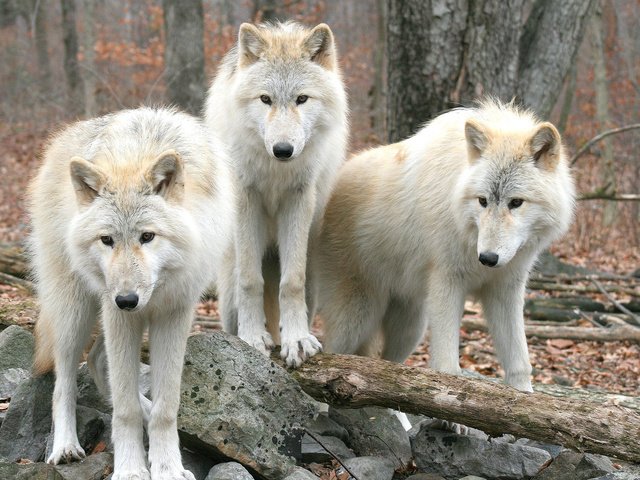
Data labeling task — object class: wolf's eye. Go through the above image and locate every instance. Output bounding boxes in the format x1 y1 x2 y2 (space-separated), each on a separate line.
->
260 95 272 105
509 198 524 209
296 95 309 105
478 197 488 208
140 232 155 244
101 236 114 247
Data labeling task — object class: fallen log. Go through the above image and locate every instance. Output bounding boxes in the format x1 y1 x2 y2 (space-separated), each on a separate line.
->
287 353 640 463
0 243 28 279
461 317 640 343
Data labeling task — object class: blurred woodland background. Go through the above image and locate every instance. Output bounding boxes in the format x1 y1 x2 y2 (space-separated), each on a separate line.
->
0 0 638 272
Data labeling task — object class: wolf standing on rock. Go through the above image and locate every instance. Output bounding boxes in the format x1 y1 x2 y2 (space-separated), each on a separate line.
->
318 100 575 393
29 108 232 479
206 22 348 366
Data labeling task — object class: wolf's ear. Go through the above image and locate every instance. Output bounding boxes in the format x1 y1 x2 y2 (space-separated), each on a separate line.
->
147 150 184 202
530 122 561 171
70 157 106 206
304 23 336 70
238 23 266 67
465 119 489 163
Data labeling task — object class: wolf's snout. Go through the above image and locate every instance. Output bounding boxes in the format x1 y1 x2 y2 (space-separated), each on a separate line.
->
273 142 294 159
479 252 499 267
115 293 139 310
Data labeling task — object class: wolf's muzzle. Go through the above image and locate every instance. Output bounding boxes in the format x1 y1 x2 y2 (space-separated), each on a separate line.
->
115 293 139 310
479 252 499 267
273 142 294 160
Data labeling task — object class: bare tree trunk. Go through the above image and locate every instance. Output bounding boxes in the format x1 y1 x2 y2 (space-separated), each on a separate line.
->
370 0 387 142
557 61 577 134
61 0 84 115
163 0 205 115
32 0 52 95
288 352 640 463
386 0 468 142
456 0 524 104
517 0 596 118
81 0 97 117
252 0 287 23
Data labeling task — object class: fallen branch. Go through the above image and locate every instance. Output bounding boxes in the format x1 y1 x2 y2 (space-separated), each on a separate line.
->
0 243 29 279
461 317 640 343
0 272 33 293
527 281 640 298
570 123 640 166
579 192 640 202
288 353 640 463
591 279 640 326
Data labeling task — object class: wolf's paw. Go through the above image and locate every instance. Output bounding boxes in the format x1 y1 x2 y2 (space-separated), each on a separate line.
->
47 442 86 465
241 331 275 357
150 465 196 480
112 468 151 480
429 418 470 435
505 374 533 393
281 333 322 368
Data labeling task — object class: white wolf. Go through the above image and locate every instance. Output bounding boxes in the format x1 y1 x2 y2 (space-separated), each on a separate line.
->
205 22 348 367
29 107 232 480
317 100 575 394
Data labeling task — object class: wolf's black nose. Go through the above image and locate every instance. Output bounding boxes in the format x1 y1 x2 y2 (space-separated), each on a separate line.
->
479 252 499 267
273 142 294 159
115 293 139 310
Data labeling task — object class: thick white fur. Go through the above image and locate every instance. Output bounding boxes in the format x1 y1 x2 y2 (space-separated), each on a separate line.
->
28 107 232 479
318 100 575 393
205 22 348 367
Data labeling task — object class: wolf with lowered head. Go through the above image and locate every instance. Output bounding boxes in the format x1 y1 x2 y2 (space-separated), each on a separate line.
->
317 100 575 393
29 107 232 479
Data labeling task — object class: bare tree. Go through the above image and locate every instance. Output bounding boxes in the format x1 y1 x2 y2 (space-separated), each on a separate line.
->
32 0 52 95
386 0 596 142
163 0 205 115
61 0 84 115
80 0 97 117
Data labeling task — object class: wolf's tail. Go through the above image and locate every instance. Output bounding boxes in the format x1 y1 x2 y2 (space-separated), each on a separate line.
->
33 311 55 375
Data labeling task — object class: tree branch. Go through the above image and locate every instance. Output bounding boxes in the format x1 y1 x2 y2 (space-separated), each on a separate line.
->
570 123 640 166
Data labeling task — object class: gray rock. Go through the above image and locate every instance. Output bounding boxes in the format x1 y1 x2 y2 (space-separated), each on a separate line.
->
405 474 447 480
576 454 615 479
301 433 354 463
0 373 54 462
307 412 349 441
0 325 34 373
412 426 551 479
181 448 216 480
589 474 640 480
514 438 565 458
177 332 317 479
533 450 615 480
459 477 488 480
0 461 64 479
341 456 395 480
54 452 113 480
205 461 253 480
283 466 319 480
0 367 30 400
329 406 412 468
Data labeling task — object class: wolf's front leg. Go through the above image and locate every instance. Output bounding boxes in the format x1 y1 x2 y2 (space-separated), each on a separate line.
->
235 187 274 355
278 189 322 367
480 277 533 392
102 308 149 480
45 289 96 465
147 309 195 480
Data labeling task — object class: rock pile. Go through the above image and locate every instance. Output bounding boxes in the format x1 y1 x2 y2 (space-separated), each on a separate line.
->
0 325 637 480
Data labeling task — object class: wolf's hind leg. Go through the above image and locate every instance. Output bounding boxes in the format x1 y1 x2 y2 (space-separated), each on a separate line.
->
44 283 96 465
380 298 427 363
322 284 385 356
87 334 152 426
